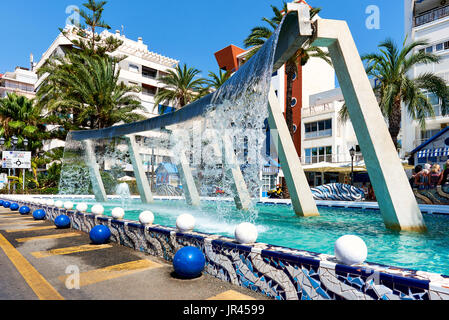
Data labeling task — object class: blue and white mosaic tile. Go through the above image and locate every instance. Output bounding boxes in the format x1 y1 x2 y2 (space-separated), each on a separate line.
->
10 199 449 300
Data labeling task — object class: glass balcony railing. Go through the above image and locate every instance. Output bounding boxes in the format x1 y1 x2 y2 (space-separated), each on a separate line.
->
415 5 449 27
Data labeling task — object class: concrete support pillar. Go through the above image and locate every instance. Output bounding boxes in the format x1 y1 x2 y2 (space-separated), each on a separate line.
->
267 88 320 217
126 135 154 204
175 151 201 207
312 19 426 231
222 133 252 211
84 139 107 203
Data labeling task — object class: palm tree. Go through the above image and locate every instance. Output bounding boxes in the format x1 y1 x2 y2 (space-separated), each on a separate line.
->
153 64 207 114
0 93 47 152
339 38 449 149
36 53 145 131
206 69 232 91
245 2 331 137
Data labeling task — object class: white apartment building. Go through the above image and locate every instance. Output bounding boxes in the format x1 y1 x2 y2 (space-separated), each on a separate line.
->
301 88 360 186
35 26 179 117
34 27 179 156
403 0 449 157
0 66 37 99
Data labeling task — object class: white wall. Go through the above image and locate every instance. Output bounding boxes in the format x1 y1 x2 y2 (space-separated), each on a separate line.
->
402 5 449 157
302 55 335 109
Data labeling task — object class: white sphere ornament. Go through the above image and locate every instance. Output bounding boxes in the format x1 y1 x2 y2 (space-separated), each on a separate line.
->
46 199 55 206
63 201 74 210
334 235 368 266
54 200 64 208
91 204 104 216
176 214 195 233
76 203 88 212
234 222 258 244
111 207 125 220
139 211 154 226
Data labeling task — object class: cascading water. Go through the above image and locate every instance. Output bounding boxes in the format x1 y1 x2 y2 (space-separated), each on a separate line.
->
58 17 285 226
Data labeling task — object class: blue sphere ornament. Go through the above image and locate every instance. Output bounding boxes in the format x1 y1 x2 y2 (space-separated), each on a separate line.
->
3 201 11 208
19 206 31 215
173 246 206 279
0 200 4 206
33 209 46 220
54 215 71 229
10 203 20 211
90 225 111 244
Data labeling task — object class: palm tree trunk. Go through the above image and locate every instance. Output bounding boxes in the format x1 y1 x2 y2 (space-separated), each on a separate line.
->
388 99 402 151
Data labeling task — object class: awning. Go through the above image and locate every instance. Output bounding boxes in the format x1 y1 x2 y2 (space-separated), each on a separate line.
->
417 148 449 158
302 162 366 173
303 160 414 173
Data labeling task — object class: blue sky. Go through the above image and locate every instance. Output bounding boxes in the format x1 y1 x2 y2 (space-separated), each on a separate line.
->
0 0 404 77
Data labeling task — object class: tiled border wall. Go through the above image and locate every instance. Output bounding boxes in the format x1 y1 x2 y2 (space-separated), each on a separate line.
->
8 199 449 300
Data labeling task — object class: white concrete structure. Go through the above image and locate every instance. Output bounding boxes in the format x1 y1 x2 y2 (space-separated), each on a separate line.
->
403 0 449 158
312 17 425 232
0 66 37 99
35 26 179 117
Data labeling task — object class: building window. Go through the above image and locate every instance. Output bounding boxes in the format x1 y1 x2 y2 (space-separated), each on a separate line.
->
436 43 444 51
129 64 139 73
142 85 157 96
305 146 333 164
293 124 297 133
426 46 433 53
142 66 158 79
445 41 449 50
424 91 442 117
304 119 332 139
292 72 297 81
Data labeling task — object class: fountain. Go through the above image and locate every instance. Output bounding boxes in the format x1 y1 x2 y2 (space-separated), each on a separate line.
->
36 4 449 300
115 182 131 207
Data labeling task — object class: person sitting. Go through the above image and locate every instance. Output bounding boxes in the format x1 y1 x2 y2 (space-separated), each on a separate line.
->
415 163 431 190
410 165 422 189
429 164 442 189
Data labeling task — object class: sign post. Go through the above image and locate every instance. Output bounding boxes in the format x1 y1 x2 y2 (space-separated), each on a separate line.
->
2 151 32 192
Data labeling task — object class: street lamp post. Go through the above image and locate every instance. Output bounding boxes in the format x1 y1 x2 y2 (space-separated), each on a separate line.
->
349 147 356 186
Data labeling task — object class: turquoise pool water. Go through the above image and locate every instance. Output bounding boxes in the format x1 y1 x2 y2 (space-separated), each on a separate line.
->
64 198 449 276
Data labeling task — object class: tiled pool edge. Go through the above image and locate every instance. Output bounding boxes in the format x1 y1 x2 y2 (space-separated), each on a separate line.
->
11 199 449 300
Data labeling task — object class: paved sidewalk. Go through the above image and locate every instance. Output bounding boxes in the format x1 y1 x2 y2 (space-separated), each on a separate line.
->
0 208 269 301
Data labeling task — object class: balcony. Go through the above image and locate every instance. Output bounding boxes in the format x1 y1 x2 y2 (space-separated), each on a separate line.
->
301 153 364 165
302 102 335 117
414 4 449 27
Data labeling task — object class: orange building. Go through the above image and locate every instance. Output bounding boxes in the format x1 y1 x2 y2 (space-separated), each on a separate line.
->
214 44 304 157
